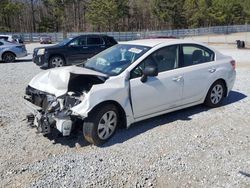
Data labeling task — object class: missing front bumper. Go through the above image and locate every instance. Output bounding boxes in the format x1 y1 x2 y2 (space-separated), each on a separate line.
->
24 96 73 136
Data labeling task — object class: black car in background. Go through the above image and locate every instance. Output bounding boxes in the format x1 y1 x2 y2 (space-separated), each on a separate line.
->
33 34 117 68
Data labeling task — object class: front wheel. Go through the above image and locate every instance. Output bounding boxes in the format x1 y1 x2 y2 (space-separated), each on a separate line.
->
83 104 119 145
204 81 226 107
49 56 65 68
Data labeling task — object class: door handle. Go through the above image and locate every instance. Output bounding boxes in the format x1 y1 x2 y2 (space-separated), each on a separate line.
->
82 46 88 49
172 76 183 82
208 68 216 73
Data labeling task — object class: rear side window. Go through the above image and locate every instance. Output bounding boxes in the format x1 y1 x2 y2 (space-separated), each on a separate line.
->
104 36 117 45
0 36 8 41
0 42 3 45
182 45 214 67
87 37 103 45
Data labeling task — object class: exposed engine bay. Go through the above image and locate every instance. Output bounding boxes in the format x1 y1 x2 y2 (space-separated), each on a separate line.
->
24 73 106 136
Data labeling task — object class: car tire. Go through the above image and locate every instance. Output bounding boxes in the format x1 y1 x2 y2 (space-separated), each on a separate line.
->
2 52 15 63
49 56 65 68
205 80 226 107
83 104 119 145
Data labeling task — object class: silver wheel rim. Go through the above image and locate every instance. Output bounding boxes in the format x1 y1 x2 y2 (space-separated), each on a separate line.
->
210 84 223 104
51 57 64 67
97 111 117 140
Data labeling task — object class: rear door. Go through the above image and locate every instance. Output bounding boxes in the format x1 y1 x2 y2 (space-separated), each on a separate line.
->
180 44 216 104
67 36 89 63
86 36 106 58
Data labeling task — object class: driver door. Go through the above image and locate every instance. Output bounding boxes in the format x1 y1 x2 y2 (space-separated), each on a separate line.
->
129 45 183 119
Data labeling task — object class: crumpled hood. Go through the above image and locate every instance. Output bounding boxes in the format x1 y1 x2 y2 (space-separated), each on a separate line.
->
29 66 108 97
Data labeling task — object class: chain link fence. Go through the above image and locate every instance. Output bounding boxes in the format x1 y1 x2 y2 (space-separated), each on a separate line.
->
1 24 250 43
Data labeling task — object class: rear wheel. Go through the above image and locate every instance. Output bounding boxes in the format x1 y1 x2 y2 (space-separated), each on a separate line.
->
2 52 15 63
49 56 65 68
205 80 226 107
83 104 119 145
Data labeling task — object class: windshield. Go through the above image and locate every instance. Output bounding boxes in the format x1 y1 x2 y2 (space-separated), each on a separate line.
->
58 38 72 46
83 44 151 76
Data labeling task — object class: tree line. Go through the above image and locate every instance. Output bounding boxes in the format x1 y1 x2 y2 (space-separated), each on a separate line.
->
0 0 250 33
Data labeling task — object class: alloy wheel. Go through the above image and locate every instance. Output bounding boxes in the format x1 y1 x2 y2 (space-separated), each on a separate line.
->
51 57 64 67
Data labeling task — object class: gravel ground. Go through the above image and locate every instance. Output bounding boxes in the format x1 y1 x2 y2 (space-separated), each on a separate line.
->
0 43 250 188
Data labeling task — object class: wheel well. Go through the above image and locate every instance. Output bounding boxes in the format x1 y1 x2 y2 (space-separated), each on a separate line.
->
90 101 127 128
214 79 228 97
2 51 16 59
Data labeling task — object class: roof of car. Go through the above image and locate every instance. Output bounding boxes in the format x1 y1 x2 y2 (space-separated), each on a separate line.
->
119 39 208 48
0 35 11 37
73 34 113 38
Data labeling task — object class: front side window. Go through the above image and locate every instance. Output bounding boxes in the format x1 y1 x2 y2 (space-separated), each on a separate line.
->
69 37 86 46
0 41 3 46
82 44 151 76
130 45 179 79
59 38 72 46
182 45 214 67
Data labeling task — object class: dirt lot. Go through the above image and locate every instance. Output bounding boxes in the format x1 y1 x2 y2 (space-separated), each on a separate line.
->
0 43 250 188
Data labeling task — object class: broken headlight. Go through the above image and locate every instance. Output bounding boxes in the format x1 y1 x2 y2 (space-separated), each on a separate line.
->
64 91 84 108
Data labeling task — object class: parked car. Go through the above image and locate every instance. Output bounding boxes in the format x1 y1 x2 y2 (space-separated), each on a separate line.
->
0 34 24 44
33 34 118 69
25 39 236 145
39 35 52 44
0 39 27 62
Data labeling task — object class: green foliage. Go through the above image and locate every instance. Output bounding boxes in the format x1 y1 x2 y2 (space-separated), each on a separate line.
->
38 17 57 32
87 0 129 31
152 0 186 29
0 0 23 32
0 0 250 32
184 0 247 28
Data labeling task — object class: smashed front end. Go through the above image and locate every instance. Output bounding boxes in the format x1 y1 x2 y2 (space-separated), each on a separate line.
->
25 86 83 136
24 69 107 136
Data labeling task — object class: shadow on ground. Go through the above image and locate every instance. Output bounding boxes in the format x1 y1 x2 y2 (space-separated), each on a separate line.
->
0 59 32 64
47 90 247 148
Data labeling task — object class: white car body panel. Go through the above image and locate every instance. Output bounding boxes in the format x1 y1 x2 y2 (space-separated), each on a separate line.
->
27 39 236 129
29 66 107 97
130 69 183 118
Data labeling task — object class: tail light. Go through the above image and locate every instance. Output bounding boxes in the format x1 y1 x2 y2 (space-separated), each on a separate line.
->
230 60 236 69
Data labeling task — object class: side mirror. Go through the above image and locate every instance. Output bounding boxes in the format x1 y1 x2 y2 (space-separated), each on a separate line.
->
141 63 158 83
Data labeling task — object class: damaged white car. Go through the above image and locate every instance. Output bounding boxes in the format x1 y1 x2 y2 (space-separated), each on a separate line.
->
24 39 236 145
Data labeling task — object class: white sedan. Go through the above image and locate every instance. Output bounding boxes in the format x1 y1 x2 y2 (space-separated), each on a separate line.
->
24 39 236 145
